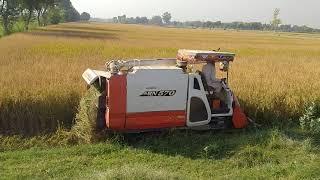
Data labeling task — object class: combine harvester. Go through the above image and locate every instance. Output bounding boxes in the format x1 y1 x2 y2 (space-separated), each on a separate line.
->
82 49 248 132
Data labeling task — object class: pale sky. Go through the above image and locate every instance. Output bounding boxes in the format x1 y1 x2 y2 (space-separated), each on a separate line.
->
71 0 320 28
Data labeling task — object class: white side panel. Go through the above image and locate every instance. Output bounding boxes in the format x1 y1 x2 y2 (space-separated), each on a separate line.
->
127 69 188 113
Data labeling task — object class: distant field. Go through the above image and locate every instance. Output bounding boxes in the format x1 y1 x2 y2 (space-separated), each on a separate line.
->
1 22 320 135
1 22 320 179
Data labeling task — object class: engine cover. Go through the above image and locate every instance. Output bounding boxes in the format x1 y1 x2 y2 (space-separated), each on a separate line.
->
125 66 188 129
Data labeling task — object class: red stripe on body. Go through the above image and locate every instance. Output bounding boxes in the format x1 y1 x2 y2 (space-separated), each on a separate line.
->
106 75 127 130
126 111 186 130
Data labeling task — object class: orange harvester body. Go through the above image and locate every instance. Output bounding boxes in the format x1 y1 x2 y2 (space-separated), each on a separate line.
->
83 49 249 132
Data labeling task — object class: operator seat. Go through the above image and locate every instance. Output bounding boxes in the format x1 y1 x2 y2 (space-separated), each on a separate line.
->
196 71 215 98
196 71 229 114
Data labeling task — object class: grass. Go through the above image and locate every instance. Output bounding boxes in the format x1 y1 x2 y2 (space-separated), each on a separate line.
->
1 128 320 179
1 22 320 179
0 20 39 38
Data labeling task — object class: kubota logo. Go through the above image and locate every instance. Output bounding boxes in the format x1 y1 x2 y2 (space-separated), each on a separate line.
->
140 90 176 97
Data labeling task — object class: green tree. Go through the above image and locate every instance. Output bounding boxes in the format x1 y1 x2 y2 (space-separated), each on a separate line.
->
117 15 126 23
162 12 171 25
112 17 118 23
0 0 21 34
271 8 281 30
34 0 55 26
80 12 90 21
135 16 148 24
64 7 80 22
21 0 37 30
49 6 62 24
58 0 80 22
150 15 162 25
140 16 148 24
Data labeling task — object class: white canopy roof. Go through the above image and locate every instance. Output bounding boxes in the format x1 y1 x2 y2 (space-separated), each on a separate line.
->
177 49 235 64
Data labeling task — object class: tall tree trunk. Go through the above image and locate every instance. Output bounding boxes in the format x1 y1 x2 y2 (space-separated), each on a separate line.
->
42 5 49 26
0 1 6 34
3 15 10 35
25 10 32 31
37 10 41 26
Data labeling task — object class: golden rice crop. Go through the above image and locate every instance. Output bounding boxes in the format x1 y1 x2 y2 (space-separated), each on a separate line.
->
0 22 320 135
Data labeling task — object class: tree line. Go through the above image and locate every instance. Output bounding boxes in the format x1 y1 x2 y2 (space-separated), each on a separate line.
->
112 12 172 26
111 10 320 34
0 0 91 35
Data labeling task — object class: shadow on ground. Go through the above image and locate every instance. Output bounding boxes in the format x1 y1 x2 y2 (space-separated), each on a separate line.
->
27 28 119 40
119 128 264 160
55 24 128 33
119 126 319 161
118 97 312 160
